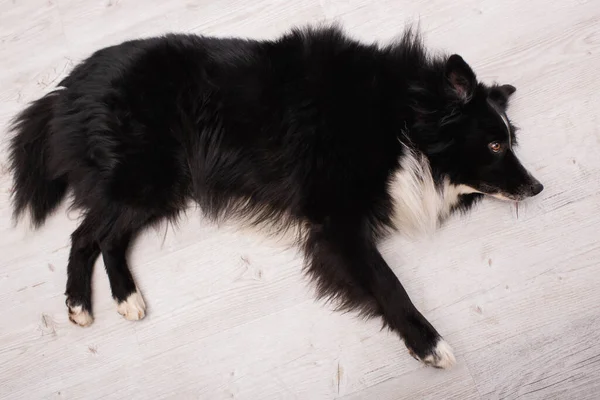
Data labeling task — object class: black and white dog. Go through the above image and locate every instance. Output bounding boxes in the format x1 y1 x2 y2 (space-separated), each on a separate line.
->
9 26 543 368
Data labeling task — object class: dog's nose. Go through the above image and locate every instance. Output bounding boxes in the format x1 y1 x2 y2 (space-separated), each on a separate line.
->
530 181 544 196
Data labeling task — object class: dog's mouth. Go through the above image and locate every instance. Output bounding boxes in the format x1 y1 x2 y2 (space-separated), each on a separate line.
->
466 181 544 202
486 185 544 202
488 192 529 202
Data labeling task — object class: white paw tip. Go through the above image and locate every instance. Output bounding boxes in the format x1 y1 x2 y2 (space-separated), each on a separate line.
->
68 305 94 327
423 339 456 369
117 290 146 321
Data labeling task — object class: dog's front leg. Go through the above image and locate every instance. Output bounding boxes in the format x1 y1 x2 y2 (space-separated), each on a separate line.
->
304 219 455 368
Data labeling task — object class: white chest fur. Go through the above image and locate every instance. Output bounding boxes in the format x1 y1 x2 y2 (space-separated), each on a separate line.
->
388 146 475 237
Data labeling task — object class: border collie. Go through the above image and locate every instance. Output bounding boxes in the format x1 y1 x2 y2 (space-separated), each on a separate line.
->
8 26 543 368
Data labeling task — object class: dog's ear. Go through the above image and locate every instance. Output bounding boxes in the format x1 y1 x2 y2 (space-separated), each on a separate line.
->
499 84 516 95
489 84 516 108
445 54 477 103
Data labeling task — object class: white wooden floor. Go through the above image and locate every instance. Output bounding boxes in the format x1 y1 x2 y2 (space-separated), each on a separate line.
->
1 1 600 399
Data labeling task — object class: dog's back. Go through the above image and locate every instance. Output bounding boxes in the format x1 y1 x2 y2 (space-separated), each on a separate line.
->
12 28 404 231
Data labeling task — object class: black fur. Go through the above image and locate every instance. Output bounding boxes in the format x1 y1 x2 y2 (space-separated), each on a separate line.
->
9 91 68 227
8 25 542 366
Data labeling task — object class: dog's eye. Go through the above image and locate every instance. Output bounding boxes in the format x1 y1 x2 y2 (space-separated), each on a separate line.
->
489 141 502 153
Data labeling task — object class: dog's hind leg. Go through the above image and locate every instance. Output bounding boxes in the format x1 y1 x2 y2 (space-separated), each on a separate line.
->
65 214 101 327
97 210 158 321
101 230 146 321
304 218 455 369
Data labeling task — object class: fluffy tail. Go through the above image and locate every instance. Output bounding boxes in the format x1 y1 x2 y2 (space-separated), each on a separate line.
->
8 91 68 227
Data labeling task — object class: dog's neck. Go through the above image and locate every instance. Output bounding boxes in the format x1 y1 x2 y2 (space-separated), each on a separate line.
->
388 144 476 237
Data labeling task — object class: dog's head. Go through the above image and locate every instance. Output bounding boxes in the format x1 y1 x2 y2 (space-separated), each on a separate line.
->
430 55 543 201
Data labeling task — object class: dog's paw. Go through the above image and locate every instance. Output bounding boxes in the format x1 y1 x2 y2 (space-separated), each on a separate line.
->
422 338 456 369
116 290 146 321
67 301 94 327
408 338 456 369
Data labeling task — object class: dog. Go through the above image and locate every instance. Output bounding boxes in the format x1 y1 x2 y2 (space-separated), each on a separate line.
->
8 25 543 369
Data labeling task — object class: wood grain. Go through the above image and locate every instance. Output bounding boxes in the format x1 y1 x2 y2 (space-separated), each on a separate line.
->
1 0 600 399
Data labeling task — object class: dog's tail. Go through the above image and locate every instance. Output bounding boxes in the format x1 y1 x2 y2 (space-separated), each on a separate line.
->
8 91 68 228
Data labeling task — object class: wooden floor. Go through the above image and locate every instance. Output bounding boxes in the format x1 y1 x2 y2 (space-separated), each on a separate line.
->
1 0 600 399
